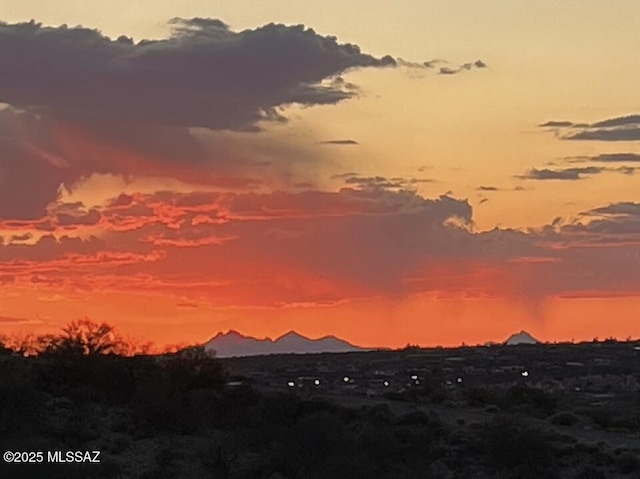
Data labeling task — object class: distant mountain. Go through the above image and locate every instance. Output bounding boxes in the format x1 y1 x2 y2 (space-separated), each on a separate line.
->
504 330 539 345
203 330 363 357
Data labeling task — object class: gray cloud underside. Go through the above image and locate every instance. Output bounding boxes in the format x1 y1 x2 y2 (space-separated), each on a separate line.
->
541 114 640 142
588 153 640 163
519 167 605 181
0 18 397 130
520 164 639 180
567 128 640 141
0 17 483 221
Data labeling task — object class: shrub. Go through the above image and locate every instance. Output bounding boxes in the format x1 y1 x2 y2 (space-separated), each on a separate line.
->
574 466 606 479
550 411 581 426
617 452 640 474
479 415 555 470
463 387 505 408
397 410 431 426
505 386 558 416
0 359 44 440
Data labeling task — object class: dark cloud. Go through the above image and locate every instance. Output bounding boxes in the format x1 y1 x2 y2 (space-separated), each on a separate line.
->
588 202 640 218
590 153 640 163
319 139 359 145
0 19 397 131
538 121 576 128
591 115 640 128
56 209 101 228
477 185 499 191
541 114 640 142
438 60 487 75
9 233 33 242
557 202 640 238
398 58 487 75
519 167 605 181
567 128 640 141
339 174 434 190
0 18 466 221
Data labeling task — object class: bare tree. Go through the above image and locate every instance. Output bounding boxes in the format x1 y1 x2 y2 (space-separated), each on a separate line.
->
46 318 128 356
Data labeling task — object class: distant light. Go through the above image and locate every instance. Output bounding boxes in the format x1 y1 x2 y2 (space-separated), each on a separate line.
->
575 387 581 392
521 371 529 377
287 381 295 387
314 379 320 386
410 375 418 380
343 376 350 383
414 380 420 385
446 380 453 386
383 380 389 387
457 377 463 383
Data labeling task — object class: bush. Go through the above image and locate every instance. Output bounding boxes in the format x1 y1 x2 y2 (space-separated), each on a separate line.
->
479 415 555 470
617 452 640 474
397 410 431 426
463 387 505 408
505 386 558 417
0 359 45 441
574 466 606 479
550 411 581 426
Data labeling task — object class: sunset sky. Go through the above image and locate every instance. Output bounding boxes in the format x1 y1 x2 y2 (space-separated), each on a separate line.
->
1 1 640 348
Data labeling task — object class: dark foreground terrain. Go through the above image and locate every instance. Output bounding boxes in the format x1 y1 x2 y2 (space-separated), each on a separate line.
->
1 335 639 478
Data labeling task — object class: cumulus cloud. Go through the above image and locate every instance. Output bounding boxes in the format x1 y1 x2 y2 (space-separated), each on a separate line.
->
0 18 397 130
0 18 479 222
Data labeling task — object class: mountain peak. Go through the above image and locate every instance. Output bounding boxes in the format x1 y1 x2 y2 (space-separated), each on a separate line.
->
204 329 361 357
276 330 308 341
225 329 244 337
505 330 539 345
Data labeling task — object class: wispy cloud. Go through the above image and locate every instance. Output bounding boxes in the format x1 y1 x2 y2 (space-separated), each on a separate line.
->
439 60 488 75
518 167 605 181
319 139 359 145
540 114 640 141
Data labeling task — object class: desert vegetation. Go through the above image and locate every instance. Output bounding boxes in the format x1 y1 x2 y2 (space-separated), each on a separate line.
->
0 322 638 478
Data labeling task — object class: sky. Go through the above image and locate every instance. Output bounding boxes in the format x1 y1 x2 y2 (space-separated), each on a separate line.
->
1 1 640 348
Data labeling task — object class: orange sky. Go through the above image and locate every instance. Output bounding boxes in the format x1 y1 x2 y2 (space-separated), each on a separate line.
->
1 2 640 348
